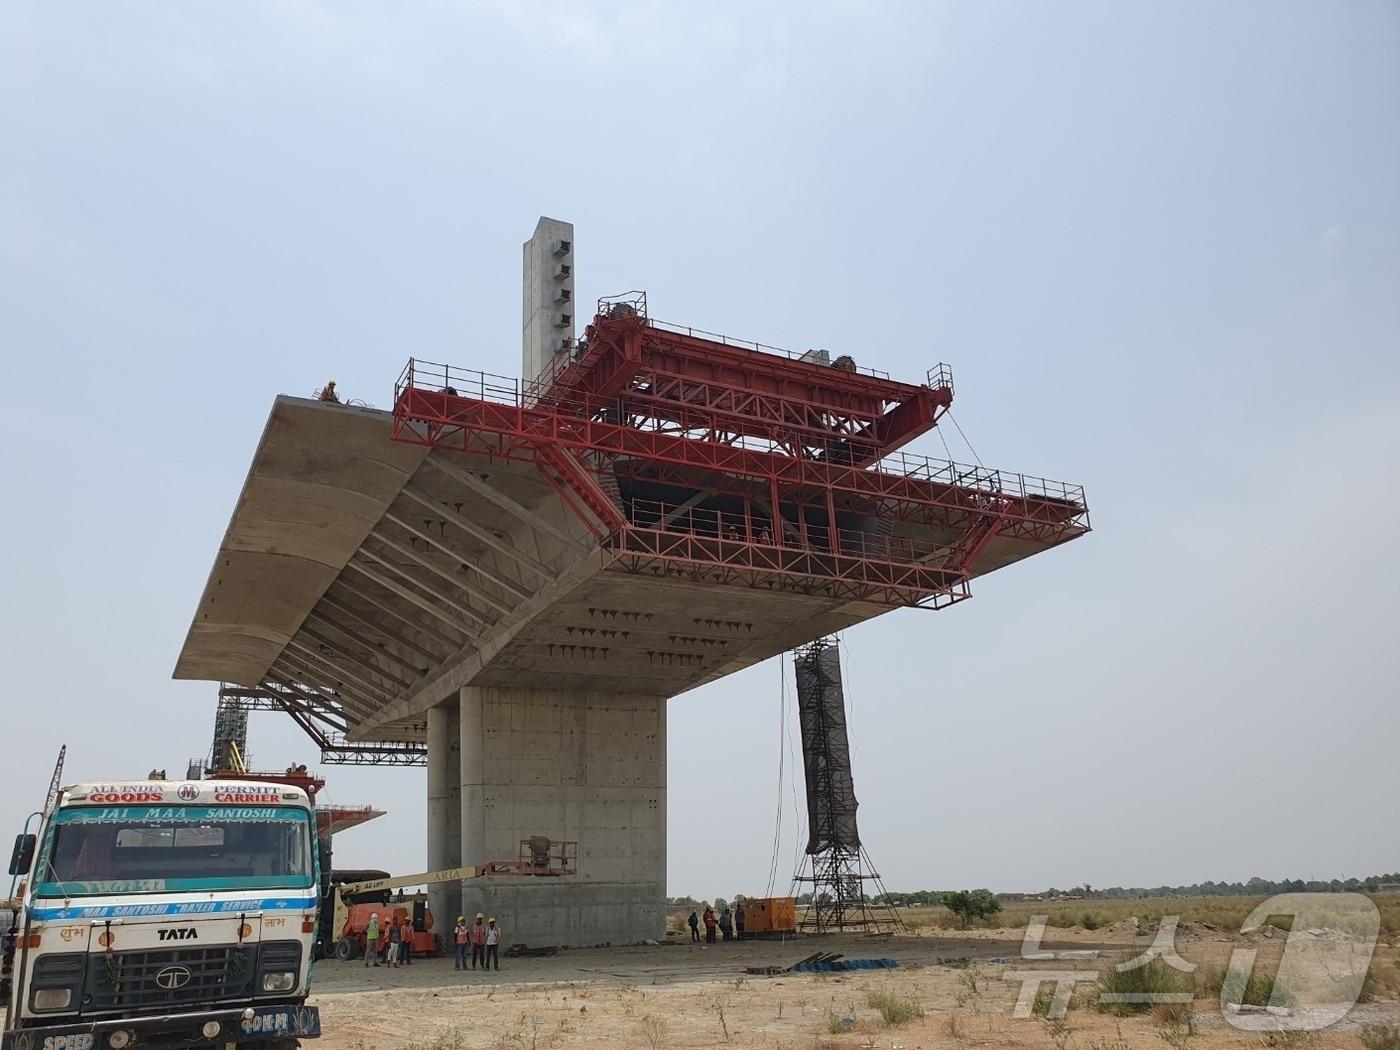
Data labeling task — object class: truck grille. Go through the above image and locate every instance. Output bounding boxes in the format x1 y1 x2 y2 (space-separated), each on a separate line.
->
84 945 257 1011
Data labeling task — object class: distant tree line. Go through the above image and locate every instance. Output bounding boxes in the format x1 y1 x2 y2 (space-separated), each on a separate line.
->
668 874 1399 913
868 873 1400 903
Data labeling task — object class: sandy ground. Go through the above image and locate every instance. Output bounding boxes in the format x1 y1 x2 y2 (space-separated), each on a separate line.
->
306 926 1400 1049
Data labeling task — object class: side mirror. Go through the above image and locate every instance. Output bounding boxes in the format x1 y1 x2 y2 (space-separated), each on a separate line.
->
8 834 36 877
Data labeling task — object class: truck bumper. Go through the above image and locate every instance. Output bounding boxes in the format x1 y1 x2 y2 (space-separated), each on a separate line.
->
3 1003 320 1048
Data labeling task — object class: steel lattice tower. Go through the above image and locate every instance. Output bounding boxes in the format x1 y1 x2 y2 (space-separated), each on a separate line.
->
791 638 903 933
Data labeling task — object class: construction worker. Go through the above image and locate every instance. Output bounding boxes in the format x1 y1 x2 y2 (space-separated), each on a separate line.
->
687 910 700 942
453 916 469 970
719 905 733 941
319 380 340 403
386 914 402 966
485 917 501 971
703 905 718 944
365 912 381 967
470 912 488 970
735 901 746 942
400 916 414 965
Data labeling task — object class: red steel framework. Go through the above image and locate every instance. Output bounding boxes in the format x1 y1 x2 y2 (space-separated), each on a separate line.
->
391 297 1088 608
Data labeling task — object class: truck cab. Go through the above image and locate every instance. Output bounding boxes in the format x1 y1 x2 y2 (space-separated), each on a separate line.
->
4 779 322 1049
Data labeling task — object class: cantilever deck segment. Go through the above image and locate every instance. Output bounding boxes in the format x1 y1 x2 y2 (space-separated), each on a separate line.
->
174 397 429 685
176 342 1087 744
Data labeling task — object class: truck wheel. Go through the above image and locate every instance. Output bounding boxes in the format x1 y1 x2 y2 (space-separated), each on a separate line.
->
334 936 358 961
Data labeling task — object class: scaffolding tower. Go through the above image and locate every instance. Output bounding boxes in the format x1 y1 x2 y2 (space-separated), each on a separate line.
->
791 638 903 933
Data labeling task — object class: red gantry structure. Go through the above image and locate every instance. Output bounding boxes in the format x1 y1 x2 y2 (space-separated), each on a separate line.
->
392 292 1086 612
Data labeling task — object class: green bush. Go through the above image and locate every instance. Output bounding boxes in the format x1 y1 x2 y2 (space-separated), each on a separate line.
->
1221 966 1293 1009
866 990 924 1027
1096 956 1192 1016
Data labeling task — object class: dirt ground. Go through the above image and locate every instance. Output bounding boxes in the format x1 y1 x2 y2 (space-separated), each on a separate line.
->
307 924 1400 1049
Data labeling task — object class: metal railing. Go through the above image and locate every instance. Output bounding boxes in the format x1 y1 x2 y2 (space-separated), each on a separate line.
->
395 358 1086 508
397 359 525 408
926 363 954 394
648 318 893 381
625 499 954 565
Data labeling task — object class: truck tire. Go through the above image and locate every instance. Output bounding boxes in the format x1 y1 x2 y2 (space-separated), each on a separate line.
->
334 936 359 961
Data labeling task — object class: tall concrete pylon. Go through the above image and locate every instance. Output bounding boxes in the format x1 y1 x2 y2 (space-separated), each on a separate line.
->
521 217 575 389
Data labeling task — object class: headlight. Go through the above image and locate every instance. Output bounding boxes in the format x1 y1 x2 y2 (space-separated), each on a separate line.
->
32 987 72 1010
108 1031 132 1049
262 971 296 992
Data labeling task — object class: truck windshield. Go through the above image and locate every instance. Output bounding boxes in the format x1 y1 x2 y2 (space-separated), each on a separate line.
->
34 806 314 897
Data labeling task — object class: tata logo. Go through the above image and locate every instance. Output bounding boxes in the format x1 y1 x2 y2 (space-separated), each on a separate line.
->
157 928 198 941
176 784 200 801
154 965 192 990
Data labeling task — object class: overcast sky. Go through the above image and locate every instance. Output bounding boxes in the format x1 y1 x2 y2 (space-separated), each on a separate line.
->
2 2 1396 900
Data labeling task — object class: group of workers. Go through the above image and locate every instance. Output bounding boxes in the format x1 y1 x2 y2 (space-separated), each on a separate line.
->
452 912 502 971
687 902 747 943
361 912 417 967
360 911 503 972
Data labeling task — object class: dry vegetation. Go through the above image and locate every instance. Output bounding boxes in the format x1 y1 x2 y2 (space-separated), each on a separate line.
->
311 896 1400 1049
900 892 1400 936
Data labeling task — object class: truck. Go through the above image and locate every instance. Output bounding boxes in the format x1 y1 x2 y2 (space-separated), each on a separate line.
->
3 778 323 1049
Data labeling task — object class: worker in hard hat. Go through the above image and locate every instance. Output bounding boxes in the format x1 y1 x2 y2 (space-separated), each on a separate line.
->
485 917 501 971
385 911 402 967
453 915 469 970
319 379 340 403
470 912 488 970
365 912 381 967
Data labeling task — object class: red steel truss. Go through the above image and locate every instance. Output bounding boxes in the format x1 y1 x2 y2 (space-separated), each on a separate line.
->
391 310 1088 608
527 306 951 467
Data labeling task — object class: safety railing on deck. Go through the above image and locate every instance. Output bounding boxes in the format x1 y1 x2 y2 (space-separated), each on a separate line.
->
648 318 893 381
395 358 1086 510
395 359 523 407
625 499 952 566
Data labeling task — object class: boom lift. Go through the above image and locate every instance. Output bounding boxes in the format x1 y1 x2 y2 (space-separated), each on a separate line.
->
330 838 575 960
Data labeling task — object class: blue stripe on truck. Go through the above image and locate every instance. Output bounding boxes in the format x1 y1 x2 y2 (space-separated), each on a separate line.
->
31 896 317 920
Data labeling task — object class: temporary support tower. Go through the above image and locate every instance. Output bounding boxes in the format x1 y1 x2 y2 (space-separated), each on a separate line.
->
791 637 902 933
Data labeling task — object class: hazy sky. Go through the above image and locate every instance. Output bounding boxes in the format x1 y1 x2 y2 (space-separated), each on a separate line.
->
2 2 1396 900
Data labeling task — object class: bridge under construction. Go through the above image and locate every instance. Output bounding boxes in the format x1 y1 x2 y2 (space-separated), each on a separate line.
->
174 217 1089 946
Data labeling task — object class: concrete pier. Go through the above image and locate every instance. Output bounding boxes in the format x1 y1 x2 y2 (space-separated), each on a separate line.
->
454 687 666 947
426 704 462 930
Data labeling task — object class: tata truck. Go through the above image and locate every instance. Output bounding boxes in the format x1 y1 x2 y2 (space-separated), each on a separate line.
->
3 779 322 1049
